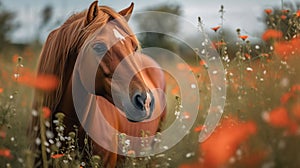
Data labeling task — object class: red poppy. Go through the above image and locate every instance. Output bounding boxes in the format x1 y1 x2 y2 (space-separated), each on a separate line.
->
292 103 300 120
245 53 251 59
264 107 290 127
211 26 221 32
51 153 64 159
281 9 289 14
291 84 300 92
262 29 283 41
0 130 6 139
42 106 51 119
0 148 13 159
281 15 287 20
274 41 294 58
213 41 226 48
239 35 248 41
12 54 20 63
182 112 191 119
280 92 293 105
17 70 59 91
194 125 206 132
200 117 256 168
296 10 300 17
264 9 272 15
171 86 180 95
0 88 3 94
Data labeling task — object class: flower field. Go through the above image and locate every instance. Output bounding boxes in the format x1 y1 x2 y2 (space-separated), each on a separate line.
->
1 2 300 168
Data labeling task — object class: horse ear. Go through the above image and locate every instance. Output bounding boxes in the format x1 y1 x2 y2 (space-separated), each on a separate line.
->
119 2 134 21
85 1 99 25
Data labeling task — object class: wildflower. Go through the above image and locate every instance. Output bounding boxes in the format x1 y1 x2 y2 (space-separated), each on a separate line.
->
182 112 191 119
264 9 272 15
292 103 300 120
12 54 20 63
281 9 289 14
274 41 294 58
0 148 13 159
194 125 206 132
200 117 256 167
296 10 300 17
291 84 300 92
239 35 248 41
171 86 179 95
280 92 293 105
51 153 64 159
244 53 251 59
0 130 6 139
213 41 226 48
42 106 51 119
127 150 136 157
211 26 221 32
17 72 59 91
263 107 290 127
280 15 287 20
0 87 3 94
262 29 283 41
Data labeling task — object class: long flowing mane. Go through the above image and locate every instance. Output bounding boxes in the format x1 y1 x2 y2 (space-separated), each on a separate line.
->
35 6 139 112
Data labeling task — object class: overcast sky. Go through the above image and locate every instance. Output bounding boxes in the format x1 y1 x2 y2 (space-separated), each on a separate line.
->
2 0 298 43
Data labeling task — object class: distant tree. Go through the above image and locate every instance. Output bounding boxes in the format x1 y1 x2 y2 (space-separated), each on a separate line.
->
0 2 18 50
134 4 182 52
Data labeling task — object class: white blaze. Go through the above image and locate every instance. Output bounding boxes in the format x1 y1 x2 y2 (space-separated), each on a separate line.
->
113 27 125 44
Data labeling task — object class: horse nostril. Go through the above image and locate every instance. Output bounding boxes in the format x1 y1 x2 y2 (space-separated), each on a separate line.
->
134 93 145 110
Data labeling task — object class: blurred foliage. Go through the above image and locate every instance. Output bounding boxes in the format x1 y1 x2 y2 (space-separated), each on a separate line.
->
0 2 18 51
134 4 182 52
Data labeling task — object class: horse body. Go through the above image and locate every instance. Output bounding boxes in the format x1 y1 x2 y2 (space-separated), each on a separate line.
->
30 1 166 167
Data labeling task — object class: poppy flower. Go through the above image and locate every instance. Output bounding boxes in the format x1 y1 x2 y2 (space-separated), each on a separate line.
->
200 117 256 168
12 54 20 63
239 35 248 41
17 70 59 91
262 29 283 41
264 9 272 15
244 53 251 59
280 92 293 105
0 148 13 159
263 107 290 127
51 153 64 159
42 106 51 119
213 41 226 48
182 112 191 119
274 41 294 58
0 130 6 139
0 88 3 94
281 9 289 14
171 85 179 95
296 10 300 17
281 15 287 20
194 125 206 132
211 26 221 32
292 103 300 120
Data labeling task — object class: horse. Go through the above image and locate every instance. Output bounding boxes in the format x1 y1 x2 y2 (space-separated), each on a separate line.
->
29 1 166 167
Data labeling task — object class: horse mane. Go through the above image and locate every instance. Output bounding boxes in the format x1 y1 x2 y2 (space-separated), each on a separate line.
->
35 5 139 112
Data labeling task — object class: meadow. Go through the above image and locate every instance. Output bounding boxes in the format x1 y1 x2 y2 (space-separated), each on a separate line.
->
1 3 300 168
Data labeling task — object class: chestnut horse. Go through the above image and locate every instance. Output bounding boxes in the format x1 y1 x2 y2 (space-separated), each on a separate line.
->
29 1 166 167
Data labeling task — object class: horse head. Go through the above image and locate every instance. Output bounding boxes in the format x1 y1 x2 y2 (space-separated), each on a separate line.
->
76 1 155 122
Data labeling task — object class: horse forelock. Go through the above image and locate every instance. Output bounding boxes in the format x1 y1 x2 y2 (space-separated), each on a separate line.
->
35 5 139 113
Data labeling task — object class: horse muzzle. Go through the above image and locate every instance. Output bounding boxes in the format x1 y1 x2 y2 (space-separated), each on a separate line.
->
123 90 155 122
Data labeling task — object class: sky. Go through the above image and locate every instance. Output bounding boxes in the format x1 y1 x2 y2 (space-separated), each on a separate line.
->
1 0 299 43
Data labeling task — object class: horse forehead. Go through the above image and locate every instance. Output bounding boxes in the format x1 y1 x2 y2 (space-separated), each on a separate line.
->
91 24 127 46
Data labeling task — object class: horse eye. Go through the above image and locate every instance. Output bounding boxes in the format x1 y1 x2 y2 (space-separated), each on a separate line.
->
93 43 108 56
